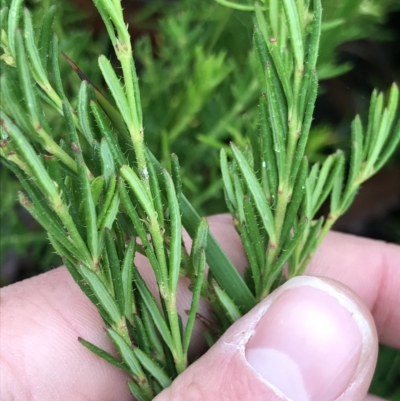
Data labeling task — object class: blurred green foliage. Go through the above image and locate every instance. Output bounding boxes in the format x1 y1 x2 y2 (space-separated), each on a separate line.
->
370 345 400 400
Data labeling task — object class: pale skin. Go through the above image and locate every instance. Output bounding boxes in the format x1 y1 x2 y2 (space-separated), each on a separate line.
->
0 214 399 401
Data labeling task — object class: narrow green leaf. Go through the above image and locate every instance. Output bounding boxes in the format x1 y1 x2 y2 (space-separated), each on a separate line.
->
91 175 105 206
139 298 165 364
132 314 150 353
93 0 125 36
104 228 125 314
127 380 150 401
231 143 276 241
347 117 364 189
91 0 117 46
214 284 242 323
127 55 143 130
79 264 122 326
43 154 62 185
171 153 182 204
307 0 322 72
255 4 291 105
233 174 245 222
38 5 56 71
214 0 258 11
311 156 333 208
259 96 278 200
134 348 172 388
120 165 154 218
100 138 115 186
122 238 136 321
366 107 390 170
162 168 182 293
290 72 318 184
298 0 322 118
107 328 153 400
97 175 116 227
23 8 49 85
118 179 161 281
183 218 208 355
239 217 260 296
266 217 308 291
98 55 132 129
72 143 98 263
62 101 80 147
92 87 130 142
99 246 113 290
311 151 342 217
375 118 400 172
132 267 174 351
330 153 345 213
280 157 308 244
365 92 383 161
220 148 236 209
47 232 78 268
91 141 105 178
386 84 399 132
79 337 129 372
78 81 95 144
50 34 66 100
8 0 23 57
90 100 127 167
281 0 304 67
60 256 110 324
254 28 287 177
99 189 120 234
1 8 9 41
145 149 164 230
243 195 265 270
298 217 324 268
14 28 40 123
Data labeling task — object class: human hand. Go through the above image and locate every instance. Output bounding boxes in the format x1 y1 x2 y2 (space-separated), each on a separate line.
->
1 214 399 401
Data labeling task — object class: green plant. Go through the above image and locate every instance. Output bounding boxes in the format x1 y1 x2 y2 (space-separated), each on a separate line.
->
1 0 399 399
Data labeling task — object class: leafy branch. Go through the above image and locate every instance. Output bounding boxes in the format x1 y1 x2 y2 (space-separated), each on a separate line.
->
0 0 399 398
219 0 399 302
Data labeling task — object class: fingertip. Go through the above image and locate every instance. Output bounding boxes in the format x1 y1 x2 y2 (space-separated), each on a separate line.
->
156 276 378 401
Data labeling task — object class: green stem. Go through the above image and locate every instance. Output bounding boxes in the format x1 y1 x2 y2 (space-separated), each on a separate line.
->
261 183 291 297
261 68 304 297
286 68 303 168
116 37 148 190
147 215 185 372
166 298 186 374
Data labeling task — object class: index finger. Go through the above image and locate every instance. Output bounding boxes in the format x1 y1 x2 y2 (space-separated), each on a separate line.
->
308 230 400 349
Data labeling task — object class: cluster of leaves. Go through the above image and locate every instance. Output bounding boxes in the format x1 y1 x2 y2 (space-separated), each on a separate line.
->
0 0 107 281
1 0 400 399
1 0 400 281
0 0 252 398
219 0 399 301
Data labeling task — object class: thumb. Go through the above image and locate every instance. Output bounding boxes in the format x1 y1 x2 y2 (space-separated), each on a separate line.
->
155 276 378 401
